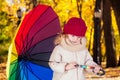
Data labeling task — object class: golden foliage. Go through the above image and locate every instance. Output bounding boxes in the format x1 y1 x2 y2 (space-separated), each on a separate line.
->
1 0 119 57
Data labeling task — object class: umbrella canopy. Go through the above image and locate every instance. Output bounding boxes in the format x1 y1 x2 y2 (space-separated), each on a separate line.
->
7 4 62 80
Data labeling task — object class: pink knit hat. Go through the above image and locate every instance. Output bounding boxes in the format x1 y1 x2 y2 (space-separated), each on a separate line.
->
63 17 87 37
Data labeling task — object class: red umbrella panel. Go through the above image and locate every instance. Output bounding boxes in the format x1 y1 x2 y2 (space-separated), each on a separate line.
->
7 4 62 80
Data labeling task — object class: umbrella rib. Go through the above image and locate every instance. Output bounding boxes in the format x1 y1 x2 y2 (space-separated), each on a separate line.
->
28 16 58 43
23 36 35 60
29 51 52 62
18 62 23 80
19 36 34 60
23 61 29 80
9 63 18 77
21 61 26 80
15 39 20 54
16 7 38 55
24 8 58 54
21 6 51 55
10 62 21 80
20 7 59 60
16 61 26 80
25 34 57 58
21 34 28 55
23 35 57 63
11 52 18 57
26 37 34 58
31 51 52 54
10 59 18 65
19 7 41 59
25 62 42 80
31 16 58 40
15 32 24 54
25 6 51 40
22 34 54 60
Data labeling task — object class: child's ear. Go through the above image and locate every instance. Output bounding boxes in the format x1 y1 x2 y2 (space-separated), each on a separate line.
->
81 37 87 46
80 38 82 44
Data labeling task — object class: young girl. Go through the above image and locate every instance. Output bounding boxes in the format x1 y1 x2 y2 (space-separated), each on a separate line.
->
49 17 102 80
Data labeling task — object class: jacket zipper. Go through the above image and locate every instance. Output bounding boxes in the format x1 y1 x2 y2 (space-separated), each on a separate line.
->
75 52 78 80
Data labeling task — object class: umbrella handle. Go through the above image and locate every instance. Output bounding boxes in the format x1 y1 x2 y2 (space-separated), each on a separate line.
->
95 69 105 76
51 61 105 76
75 64 105 76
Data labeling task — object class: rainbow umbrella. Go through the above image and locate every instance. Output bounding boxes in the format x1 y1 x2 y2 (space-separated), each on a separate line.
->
7 4 61 80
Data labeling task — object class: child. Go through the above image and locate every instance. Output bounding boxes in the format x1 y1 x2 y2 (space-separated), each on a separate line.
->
49 17 102 80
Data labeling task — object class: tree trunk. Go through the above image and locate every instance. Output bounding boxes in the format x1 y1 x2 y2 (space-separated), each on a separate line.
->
103 0 117 68
109 0 120 35
93 0 102 65
17 9 22 26
76 0 83 18
118 55 120 66
32 0 37 8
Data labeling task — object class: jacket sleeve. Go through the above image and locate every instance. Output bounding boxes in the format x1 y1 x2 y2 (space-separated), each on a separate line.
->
84 50 98 73
49 46 67 73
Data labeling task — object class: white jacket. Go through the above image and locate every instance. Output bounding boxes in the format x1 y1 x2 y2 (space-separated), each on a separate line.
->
49 37 97 80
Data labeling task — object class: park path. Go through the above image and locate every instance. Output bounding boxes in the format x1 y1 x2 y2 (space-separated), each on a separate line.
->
0 62 120 80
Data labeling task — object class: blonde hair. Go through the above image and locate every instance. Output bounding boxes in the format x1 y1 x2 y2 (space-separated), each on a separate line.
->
54 33 85 45
54 33 66 45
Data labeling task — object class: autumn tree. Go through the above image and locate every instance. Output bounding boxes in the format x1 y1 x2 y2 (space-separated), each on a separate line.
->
103 0 117 67
76 0 83 18
118 56 120 66
109 0 120 66
93 0 102 65
109 0 120 35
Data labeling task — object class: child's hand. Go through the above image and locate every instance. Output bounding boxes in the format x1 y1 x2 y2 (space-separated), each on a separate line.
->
65 62 78 71
93 65 102 74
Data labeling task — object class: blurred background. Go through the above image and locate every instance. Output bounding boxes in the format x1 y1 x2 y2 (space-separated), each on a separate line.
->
0 0 120 80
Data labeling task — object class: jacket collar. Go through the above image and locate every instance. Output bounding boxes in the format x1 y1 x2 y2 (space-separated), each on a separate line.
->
60 37 86 52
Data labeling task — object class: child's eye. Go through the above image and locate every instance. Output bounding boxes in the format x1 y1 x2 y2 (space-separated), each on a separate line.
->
71 35 76 37
71 35 75 37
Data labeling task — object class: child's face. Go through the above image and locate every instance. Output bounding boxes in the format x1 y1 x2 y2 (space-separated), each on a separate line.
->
67 34 81 45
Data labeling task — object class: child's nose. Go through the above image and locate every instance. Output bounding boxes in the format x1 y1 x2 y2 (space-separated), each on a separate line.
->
73 36 79 40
